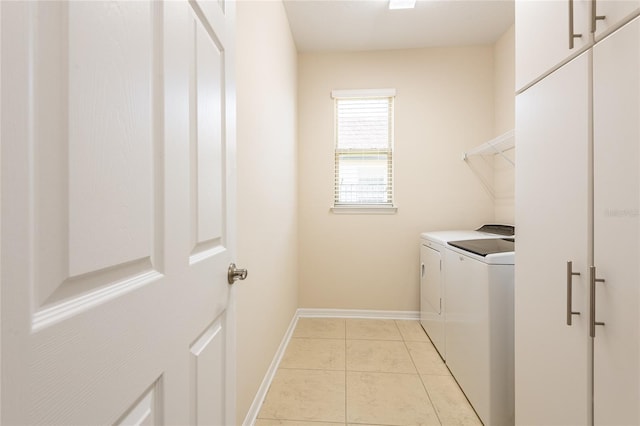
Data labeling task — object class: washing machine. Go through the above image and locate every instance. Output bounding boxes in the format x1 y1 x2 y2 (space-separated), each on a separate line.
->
419 224 513 360
445 237 515 426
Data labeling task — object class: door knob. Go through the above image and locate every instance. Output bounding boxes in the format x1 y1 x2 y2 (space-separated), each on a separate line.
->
228 263 248 284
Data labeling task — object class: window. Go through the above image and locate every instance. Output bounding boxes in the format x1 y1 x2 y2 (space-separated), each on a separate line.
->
332 89 396 213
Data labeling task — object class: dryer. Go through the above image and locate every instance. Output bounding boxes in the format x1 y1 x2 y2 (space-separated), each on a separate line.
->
419 224 513 359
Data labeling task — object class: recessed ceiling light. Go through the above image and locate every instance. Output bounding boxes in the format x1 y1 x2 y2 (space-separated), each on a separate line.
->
388 0 416 10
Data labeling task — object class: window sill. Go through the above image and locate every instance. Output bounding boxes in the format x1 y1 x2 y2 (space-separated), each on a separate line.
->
330 205 398 215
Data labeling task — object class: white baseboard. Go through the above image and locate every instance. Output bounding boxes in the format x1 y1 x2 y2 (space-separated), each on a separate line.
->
241 308 420 425
297 308 420 320
241 312 299 426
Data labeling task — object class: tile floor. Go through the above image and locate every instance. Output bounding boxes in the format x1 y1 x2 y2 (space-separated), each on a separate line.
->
255 318 482 426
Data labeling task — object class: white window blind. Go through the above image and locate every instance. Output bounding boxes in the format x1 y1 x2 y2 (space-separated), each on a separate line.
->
333 90 395 208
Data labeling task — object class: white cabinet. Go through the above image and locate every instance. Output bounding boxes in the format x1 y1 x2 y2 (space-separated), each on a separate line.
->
592 17 639 425
515 52 590 426
515 0 640 91
516 0 590 90
516 11 640 426
593 0 640 38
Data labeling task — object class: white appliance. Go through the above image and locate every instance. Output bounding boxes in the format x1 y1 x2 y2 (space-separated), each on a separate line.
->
419 225 514 359
445 238 515 426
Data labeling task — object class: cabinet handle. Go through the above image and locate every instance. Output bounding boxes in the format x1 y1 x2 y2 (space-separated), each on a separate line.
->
421 262 425 278
591 0 606 32
566 261 581 325
589 266 606 338
569 0 583 49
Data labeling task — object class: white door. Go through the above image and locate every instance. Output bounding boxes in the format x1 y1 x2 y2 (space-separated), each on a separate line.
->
593 16 640 425
515 52 590 425
1 1 239 424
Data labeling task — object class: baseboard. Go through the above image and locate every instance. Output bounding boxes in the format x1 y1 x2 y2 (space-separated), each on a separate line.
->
297 308 420 320
242 308 420 425
241 312 299 426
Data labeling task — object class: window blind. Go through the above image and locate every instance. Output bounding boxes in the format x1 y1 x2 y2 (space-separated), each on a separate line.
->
333 92 394 207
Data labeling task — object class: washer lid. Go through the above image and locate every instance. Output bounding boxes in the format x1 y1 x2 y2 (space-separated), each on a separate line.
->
448 238 515 257
475 224 515 236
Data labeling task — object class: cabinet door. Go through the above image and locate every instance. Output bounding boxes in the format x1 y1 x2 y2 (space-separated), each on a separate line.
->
593 16 640 426
516 0 590 91
515 52 590 425
593 0 640 38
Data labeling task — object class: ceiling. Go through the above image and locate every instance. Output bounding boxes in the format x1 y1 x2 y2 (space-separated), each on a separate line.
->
282 0 515 52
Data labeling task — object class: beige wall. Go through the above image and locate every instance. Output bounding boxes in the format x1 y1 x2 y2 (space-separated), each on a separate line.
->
234 15 515 418
236 1 298 422
493 25 516 224
297 47 496 311
494 25 515 135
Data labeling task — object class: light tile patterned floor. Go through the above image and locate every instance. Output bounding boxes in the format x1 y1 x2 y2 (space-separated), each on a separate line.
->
255 318 482 426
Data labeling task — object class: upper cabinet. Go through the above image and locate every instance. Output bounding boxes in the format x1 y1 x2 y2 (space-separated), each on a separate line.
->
516 0 590 91
593 0 640 38
516 0 640 91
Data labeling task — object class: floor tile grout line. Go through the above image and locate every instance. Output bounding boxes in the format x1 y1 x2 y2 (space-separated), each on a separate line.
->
401 323 444 426
290 336 349 340
408 324 482 425
394 319 406 342
290 336 430 342
344 369 426 376
279 366 345 372
344 318 347 426
345 337 404 341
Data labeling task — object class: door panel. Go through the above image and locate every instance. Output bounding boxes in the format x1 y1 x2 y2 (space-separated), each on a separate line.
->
1 1 237 424
593 16 640 425
194 19 225 252
67 1 155 277
190 318 226 425
23 0 162 325
116 380 163 426
515 52 590 425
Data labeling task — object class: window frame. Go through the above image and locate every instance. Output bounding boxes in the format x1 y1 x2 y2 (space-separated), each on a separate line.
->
330 89 397 214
